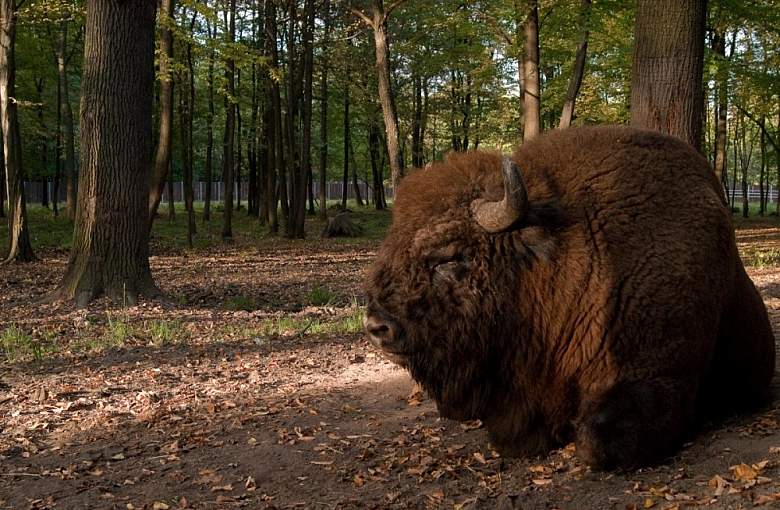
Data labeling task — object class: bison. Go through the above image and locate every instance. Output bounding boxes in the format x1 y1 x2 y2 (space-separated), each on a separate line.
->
364 126 776 469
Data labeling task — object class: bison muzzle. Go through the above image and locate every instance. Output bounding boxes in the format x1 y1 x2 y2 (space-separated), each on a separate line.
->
364 126 776 470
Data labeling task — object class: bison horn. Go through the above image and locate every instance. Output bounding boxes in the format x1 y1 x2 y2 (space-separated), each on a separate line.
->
471 156 529 232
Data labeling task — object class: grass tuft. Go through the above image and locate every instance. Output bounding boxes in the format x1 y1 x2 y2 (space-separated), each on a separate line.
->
307 286 337 306
1 326 58 362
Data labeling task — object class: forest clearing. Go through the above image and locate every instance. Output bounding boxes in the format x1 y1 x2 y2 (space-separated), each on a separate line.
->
2 206 780 509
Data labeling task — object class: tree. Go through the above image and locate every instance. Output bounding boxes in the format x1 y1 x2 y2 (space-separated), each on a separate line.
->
147 0 175 228
222 0 236 241
558 0 591 129
53 0 158 306
352 0 406 189
318 0 330 220
203 16 215 222
55 8 77 221
1 0 35 263
522 0 540 140
630 0 706 151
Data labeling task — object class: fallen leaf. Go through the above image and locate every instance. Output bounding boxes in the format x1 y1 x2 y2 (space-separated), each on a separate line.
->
454 497 478 510
643 498 655 508
210 484 233 492
152 503 169 510
731 463 758 481
473 452 487 464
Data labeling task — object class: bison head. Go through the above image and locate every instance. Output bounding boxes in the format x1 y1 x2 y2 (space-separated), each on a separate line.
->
364 153 558 422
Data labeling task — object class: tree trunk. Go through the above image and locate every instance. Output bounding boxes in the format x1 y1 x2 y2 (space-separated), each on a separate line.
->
54 0 157 306
147 0 175 228
369 116 384 210
630 0 706 151
248 57 258 216
354 2 404 189
167 171 175 220
297 0 315 235
523 0 540 141
0 157 4 218
182 9 196 247
222 0 236 241
203 19 214 222
318 0 330 219
759 116 766 216
264 0 279 233
712 28 727 193
342 75 350 209
55 12 77 221
35 78 49 209
236 67 242 212
558 0 591 129
1 0 34 263
350 137 363 206
776 105 780 216
411 73 423 167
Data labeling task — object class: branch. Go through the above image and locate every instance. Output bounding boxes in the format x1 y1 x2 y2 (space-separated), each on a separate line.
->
351 7 373 27
736 103 780 154
475 11 513 45
384 0 408 19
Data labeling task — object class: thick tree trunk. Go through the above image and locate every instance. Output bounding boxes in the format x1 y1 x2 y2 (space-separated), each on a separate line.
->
558 0 591 129
56 13 77 221
54 0 157 305
147 0 175 228
523 0 540 141
1 0 34 263
630 0 706 151
713 28 727 193
203 19 214 222
222 0 236 240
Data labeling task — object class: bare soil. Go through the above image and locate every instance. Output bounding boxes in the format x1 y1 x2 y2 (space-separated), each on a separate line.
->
3 220 780 509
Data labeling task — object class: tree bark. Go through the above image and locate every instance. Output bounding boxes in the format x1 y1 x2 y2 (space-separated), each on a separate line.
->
147 0 175 228
35 77 49 209
55 12 77 221
264 0 279 233
350 136 363 206
369 115 385 210
712 28 727 193
1 0 35 263
318 0 330 220
222 0 236 240
54 0 157 305
759 116 766 216
181 9 196 247
522 0 540 141
203 18 214 222
296 0 315 236
353 1 405 189
236 68 242 212
558 0 591 129
630 0 706 151
342 71 350 210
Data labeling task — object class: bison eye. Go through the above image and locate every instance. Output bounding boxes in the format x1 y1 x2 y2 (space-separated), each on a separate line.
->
433 256 469 282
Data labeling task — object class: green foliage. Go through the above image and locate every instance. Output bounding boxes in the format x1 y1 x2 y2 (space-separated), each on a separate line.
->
224 295 257 311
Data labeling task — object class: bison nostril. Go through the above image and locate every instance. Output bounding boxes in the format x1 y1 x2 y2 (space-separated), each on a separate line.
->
364 314 398 349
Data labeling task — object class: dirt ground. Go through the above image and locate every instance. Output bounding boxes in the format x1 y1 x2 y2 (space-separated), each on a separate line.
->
3 221 780 509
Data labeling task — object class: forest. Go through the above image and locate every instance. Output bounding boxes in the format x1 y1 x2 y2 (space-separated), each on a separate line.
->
1 0 780 508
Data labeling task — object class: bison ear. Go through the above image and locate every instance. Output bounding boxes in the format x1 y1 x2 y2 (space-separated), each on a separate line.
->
470 156 529 233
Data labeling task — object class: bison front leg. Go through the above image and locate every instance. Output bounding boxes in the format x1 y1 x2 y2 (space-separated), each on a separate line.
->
574 377 696 470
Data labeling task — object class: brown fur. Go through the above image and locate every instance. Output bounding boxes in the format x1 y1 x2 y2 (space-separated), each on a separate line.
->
364 126 775 469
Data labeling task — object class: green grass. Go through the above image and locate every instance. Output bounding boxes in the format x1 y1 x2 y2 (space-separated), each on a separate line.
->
256 307 365 338
0 200 393 254
224 295 257 311
741 248 780 268
0 326 58 362
306 286 337 306
148 319 185 346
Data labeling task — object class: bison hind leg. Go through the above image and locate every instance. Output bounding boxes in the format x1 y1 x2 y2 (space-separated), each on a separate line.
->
700 263 776 416
575 378 695 470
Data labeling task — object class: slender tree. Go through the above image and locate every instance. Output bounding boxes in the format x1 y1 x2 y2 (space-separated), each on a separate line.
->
55 10 77 221
630 0 706 151
352 0 406 189
203 17 215 222
318 0 330 220
558 0 591 129
712 27 728 193
54 0 158 305
148 0 175 227
1 0 35 263
222 0 236 240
